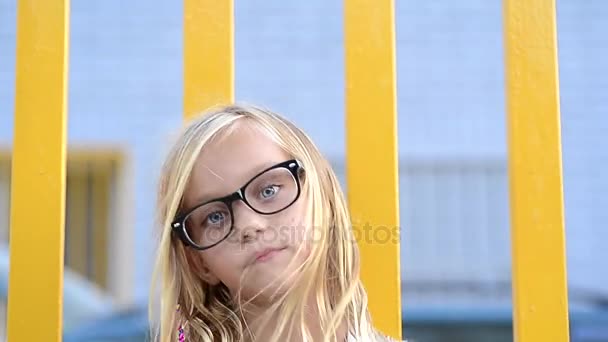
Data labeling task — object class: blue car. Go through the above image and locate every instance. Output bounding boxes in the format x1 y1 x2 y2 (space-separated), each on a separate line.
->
0 243 115 340
63 305 608 342
63 305 149 342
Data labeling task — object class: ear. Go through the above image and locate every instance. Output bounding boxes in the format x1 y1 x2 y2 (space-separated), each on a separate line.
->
186 251 220 286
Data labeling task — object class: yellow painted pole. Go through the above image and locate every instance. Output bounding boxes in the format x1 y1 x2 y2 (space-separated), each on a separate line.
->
184 0 234 119
7 0 70 340
345 0 401 339
504 0 570 341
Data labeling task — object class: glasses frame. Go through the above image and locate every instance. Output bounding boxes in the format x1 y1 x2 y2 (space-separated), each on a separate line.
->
171 159 303 250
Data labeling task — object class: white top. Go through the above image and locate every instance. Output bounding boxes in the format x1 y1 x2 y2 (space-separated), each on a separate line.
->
347 332 403 342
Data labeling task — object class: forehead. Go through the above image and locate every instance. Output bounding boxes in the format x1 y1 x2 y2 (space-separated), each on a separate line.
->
184 121 291 206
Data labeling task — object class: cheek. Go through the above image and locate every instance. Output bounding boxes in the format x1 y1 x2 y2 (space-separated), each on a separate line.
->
201 247 243 280
274 201 312 250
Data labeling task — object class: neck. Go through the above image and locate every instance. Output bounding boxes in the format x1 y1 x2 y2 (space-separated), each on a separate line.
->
241 296 348 342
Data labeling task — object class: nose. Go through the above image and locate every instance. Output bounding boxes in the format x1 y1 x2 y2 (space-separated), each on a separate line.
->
232 201 268 243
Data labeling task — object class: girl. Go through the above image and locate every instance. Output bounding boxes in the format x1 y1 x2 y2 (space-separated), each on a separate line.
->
150 104 400 342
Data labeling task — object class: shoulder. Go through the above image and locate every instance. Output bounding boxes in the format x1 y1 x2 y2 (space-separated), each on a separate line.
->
375 336 406 342
348 331 406 342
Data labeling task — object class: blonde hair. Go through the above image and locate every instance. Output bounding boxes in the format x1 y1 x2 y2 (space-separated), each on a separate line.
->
150 104 383 342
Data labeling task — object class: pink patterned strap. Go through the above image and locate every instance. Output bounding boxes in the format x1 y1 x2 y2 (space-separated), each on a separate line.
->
178 325 185 342
177 304 185 341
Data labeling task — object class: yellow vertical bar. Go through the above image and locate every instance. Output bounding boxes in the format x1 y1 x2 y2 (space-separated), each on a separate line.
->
504 0 570 341
7 0 69 340
184 0 234 119
345 0 401 339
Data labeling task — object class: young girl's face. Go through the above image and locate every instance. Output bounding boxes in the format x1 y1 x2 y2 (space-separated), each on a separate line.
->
182 122 310 302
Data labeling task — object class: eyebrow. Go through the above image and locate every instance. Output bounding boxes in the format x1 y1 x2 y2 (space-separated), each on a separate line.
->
203 164 225 183
188 159 286 207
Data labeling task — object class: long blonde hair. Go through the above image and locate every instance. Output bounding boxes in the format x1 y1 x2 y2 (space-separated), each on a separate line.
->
150 104 381 342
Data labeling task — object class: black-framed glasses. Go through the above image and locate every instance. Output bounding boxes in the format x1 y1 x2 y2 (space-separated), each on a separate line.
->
172 159 303 250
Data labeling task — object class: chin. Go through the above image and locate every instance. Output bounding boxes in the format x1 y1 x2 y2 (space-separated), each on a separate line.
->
244 270 298 302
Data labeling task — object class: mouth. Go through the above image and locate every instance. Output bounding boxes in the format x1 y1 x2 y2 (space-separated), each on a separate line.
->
254 247 287 263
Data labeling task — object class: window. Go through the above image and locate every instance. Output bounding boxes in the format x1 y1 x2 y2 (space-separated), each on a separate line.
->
0 149 123 291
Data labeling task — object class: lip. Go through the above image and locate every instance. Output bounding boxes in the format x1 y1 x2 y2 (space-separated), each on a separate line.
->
254 247 287 263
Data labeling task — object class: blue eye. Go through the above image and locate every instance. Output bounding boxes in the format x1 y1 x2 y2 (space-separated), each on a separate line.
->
261 185 280 199
206 211 225 225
